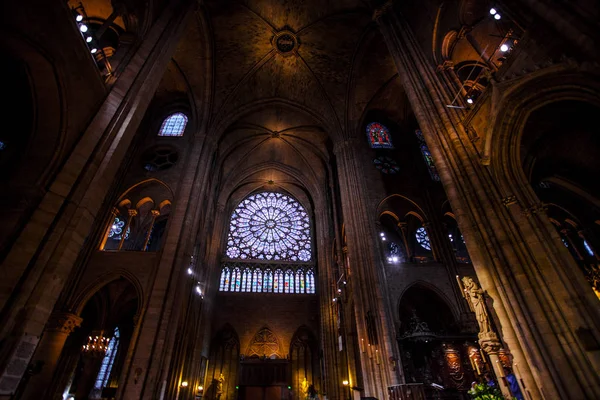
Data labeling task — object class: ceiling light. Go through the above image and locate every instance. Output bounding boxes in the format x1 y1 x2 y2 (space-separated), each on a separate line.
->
489 8 497 15
91 48 97 54
494 14 501 20
86 36 92 43
500 44 509 52
79 24 88 33
76 14 83 22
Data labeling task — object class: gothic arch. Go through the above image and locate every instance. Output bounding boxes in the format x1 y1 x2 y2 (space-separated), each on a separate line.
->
70 270 145 316
397 281 461 325
246 327 283 359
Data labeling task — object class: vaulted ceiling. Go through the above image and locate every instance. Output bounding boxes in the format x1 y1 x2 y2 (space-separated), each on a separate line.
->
156 0 413 204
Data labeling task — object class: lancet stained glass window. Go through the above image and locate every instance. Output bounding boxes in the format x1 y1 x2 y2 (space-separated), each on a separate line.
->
366 122 393 149
416 227 431 250
225 192 312 262
92 327 120 393
158 112 188 137
218 264 315 294
415 130 440 181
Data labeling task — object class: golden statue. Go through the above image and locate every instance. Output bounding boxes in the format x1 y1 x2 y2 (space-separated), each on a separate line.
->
301 377 309 399
462 276 491 334
216 373 225 398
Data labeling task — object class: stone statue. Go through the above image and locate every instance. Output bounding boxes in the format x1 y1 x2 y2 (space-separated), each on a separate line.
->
462 276 491 334
301 377 309 399
216 373 225 398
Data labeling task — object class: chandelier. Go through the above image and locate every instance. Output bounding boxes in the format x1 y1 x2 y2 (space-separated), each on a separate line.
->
82 331 111 354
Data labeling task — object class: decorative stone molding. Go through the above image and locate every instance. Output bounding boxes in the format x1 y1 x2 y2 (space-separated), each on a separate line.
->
46 312 82 334
478 331 502 354
521 202 547 217
501 195 517 207
271 30 299 56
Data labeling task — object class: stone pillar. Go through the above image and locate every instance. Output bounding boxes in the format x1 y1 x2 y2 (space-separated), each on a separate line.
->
20 312 82 400
118 209 137 250
375 2 600 398
142 209 160 251
333 138 400 399
0 0 196 391
479 332 513 399
99 207 119 251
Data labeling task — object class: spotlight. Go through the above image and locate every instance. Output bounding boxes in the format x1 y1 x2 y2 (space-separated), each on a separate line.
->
196 285 202 295
181 381 189 387
466 98 474 104
86 36 92 43
76 14 83 22
342 380 349 386
79 24 88 33
500 44 509 52
380 232 385 237
494 13 501 20
333 298 337 302
343 281 347 285
338 288 342 293
392 256 399 263
187 268 193 275
91 48 97 54
489 8 497 15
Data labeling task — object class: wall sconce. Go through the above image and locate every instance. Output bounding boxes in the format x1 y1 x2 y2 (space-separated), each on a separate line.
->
181 381 189 387
342 380 349 386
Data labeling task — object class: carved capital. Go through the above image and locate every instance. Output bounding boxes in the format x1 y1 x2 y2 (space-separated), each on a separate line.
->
501 195 517 207
521 202 547 217
478 331 502 354
46 312 82 334
151 209 160 217
128 209 138 217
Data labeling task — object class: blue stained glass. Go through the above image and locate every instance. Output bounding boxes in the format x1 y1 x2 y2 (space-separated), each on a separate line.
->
108 217 130 240
158 113 187 137
416 227 431 250
583 240 595 256
233 268 241 292
225 192 312 262
220 267 230 291
92 327 120 393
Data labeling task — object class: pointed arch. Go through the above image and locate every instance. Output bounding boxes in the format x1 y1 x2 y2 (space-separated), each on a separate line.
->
246 327 282 359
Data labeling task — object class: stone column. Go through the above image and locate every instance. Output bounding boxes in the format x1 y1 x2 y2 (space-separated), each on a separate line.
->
479 332 513 399
375 2 600 398
0 0 196 392
20 312 82 400
118 209 137 250
333 138 400 399
142 210 160 251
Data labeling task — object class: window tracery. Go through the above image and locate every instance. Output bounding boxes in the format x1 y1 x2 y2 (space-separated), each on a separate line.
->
416 227 431 250
158 112 187 137
225 192 311 262
218 263 316 294
366 122 393 149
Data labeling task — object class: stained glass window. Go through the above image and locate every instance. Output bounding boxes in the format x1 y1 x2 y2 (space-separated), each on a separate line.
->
108 217 130 240
583 240 595 256
284 270 293 293
416 227 431 250
225 192 312 262
562 238 569 248
306 270 315 294
366 122 393 148
373 156 400 174
415 130 440 181
92 327 120 393
158 113 187 137
264 269 273 292
295 269 304 293
233 267 241 292
220 267 230 291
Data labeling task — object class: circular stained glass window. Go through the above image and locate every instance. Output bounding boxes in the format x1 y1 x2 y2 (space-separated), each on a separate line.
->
415 227 431 250
373 156 399 174
142 146 179 171
225 192 312 262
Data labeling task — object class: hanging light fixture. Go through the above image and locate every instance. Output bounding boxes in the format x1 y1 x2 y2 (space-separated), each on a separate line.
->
82 331 111 354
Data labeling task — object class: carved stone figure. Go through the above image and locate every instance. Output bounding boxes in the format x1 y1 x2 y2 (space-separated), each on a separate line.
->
301 377 309 399
216 373 225 398
462 277 491 334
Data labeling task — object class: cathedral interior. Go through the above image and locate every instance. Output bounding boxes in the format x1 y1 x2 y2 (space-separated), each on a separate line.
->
0 0 599 399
